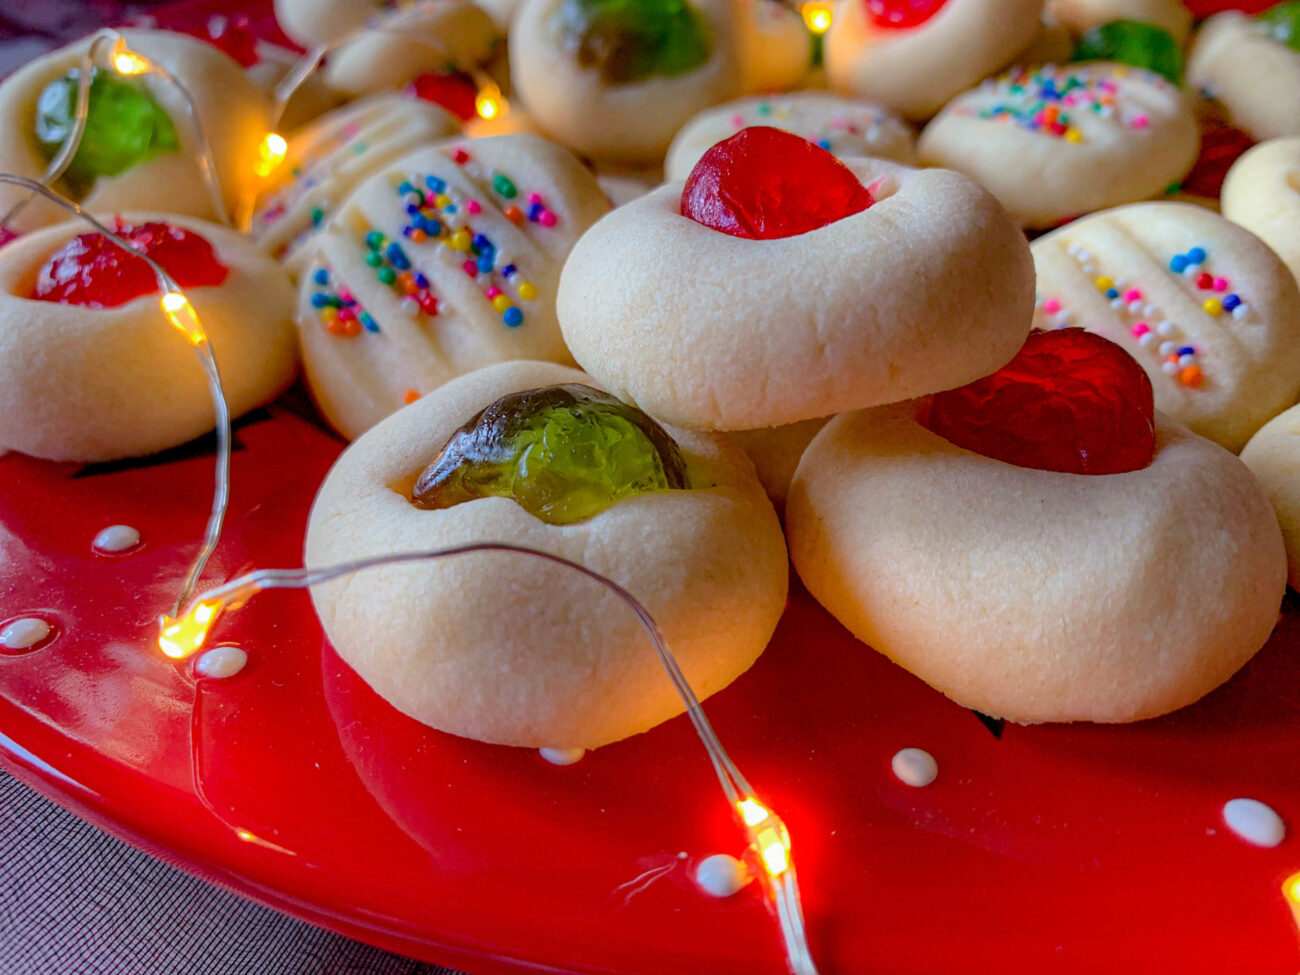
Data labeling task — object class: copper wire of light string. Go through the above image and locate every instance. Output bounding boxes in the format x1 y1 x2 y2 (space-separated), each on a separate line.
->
0 174 232 616
0 29 231 231
167 543 818 975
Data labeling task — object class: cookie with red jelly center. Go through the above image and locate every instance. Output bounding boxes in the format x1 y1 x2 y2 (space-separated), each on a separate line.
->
864 0 948 29
31 221 229 309
923 328 1156 475
680 126 875 240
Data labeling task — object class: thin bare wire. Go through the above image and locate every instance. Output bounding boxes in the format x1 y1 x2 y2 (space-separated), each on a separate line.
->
0 174 231 615
173 541 817 974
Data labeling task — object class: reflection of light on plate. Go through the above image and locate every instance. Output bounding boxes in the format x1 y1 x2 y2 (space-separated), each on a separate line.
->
235 827 297 856
1285 872 1300 934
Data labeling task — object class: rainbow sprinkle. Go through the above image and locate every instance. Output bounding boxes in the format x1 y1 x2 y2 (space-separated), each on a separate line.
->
309 265 378 338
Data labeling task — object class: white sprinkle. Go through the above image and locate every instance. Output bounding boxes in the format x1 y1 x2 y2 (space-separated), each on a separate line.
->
1128 301 1144 314
1110 298 1125 310
1232 304 1249 319
194 645 248 679
1143 304 1159 318
1067 243 1082 257
695 854 750 897
1162 360 1180 374
1138 332 1159 349
1082 263 1096 274
1157 320 1178 337
1183 266 1198 278
1054 311 1073 326
1113 278 1127 289
1222 798 1286 848
1178 354 1196 368
1159 341 1179 356
0 617 50 651
891 747 938 788
92 524 140 553
400 297 419 317
539 747 585 766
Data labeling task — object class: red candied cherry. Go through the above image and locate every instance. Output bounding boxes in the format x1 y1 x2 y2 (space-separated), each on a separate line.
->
864 0 949 29
923 328 1156 475
681 126 875 240
196 15 260 68
411 72 480 121
31 221 229 309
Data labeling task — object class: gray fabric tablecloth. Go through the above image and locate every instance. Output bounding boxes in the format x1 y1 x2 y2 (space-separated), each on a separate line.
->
0 770 470 975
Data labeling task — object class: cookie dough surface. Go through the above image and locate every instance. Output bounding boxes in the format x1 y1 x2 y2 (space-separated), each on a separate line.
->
1049 0 1193 43
0 213 297 462
786 403 1287 724
298 135 609 440
558 159 1035 431
1189 11 1300 141
1241 404 1300 590
1221 137 1300 289
665 92 915 181
305 359 789 749
919 62 1198 228
1031 202 1300 452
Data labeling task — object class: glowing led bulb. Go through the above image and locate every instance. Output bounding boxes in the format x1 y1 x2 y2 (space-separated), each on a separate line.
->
758 827 789 876
110 40 151 76
158 599 221 659
738 797 770 826
475 83 505 121
160 291 205 346
255 132 288 178
1287 873 1300 904
802 1 834 34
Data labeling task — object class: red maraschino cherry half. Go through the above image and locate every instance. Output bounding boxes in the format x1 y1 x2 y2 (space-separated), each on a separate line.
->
681 126 875 240
865 0 949 29
31 221 229 309
923 328 1157 475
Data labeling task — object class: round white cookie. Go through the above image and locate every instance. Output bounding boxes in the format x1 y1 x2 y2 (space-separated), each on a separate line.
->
322 2 500 98
509 0 746 164
736 0 812 92
1048 0 1193 43
0 213 297 462
298 135 610 441
728 418 828 505
825 0 1044 121
1031 202 1300 452
1221 137 1300 289
1188 11 1300 141
305 359 789 749
918 63 1198 228
251 94 461 278
0 30 269 232
786 402 1287 724
665 92 915 181
1241 404 1300 590
558 159 1035 431
274 0 379 47
245 46 342 132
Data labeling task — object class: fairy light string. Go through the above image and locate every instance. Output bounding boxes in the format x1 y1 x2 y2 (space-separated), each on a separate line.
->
159 543 819 975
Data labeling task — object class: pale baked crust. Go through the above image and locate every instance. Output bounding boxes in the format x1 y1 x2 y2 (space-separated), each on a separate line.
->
1241 404 1300 591
1221 137 1300 289
825 0 1044 120
786 403 1287 723
305 359 789 749
1188 12 1300 142
297 135 610 440
728 418 827 506
1049 0 1193 44
0 212 297 461
1031 202 1300 452
274 0 379 48
0 30 269 232
918 63 1199 229
558 159 1035 430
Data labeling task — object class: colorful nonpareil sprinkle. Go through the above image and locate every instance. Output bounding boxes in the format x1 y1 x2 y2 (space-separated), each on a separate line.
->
309 265 379 338
1169 246 1251 320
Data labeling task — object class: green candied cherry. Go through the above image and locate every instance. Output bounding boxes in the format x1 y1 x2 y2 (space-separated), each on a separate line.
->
554 0 711 85
35 68 180 195
1071 20 1183 84
411 384 690 525
1258 1 1300 53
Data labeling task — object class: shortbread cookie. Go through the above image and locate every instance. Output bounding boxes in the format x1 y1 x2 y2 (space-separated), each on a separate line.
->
252 94 461 278
1031 202 1300 451
665 92 915 180
0 214 296 462
736 0 812 92
274 0 378 47
559 150 1034 430
245 46 342 132
1241 404 1300 590
298 135 610 440
509 0 747 163
305 359 789 749
1188 9 1300 141
825 0 1044 120
729 418 828 505
1049 0 1193 43
0 30 269 232
1221 137 1300 288
787 401 1287 723
918 63 1198 228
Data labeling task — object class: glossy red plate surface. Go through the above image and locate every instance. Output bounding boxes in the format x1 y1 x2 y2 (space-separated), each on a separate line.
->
1 402 1299 975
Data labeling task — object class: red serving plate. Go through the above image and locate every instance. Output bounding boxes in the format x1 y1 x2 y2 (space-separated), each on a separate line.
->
1 399 1299 975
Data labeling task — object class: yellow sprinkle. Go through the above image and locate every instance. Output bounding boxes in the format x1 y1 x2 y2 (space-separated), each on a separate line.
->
517 281 537 301
491 294 512 313
1203 298 1222 317
320 306 339 322
1095 276 1114 290
1064 129 1083 143
435 194 451 208
1113 66 1128 76
449 229 471 251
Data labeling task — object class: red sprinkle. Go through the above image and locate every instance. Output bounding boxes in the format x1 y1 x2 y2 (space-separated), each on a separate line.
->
923 328 1156 476
681 127 874 240
864 0 949 29
1196 272 1214 290
31 221 229 308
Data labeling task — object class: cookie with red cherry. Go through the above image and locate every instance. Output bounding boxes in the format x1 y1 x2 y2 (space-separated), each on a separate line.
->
786 328 1288 723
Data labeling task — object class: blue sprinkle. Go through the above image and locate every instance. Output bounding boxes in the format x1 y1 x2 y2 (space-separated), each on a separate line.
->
1170 255 1188 273
1105 288 1119 300
527 202 543 221
386 243 410 269
397 181 414 195
310 292 329 308
816 139 831 151
414 273 430 289
1187 247 1206 264
405 202 421 215
312 268 329 286
365 230 384 250
425 175 446 193
472 233 491 251
422 217 443 237
502 263 517 277
1178 346 1195 356
444 204 458 215
477 255 494 274
1223 294 1241 311
360 312 380 332
503 307 523 327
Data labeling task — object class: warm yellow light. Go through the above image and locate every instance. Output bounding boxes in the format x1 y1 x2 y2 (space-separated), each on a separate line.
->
758 827 789 876
160 291 205 346
1286 873 1300 904
255 132 288 178
158 599 221 659
738 797 770 827
475 84 505 121
801 1 834 34
110 41 151 76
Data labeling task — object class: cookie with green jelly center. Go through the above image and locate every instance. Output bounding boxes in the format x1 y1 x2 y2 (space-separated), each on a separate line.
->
1072 20 1183 84
35 68 180 196
1258 1 1300 53
412 384 690 525
554 0 711 85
